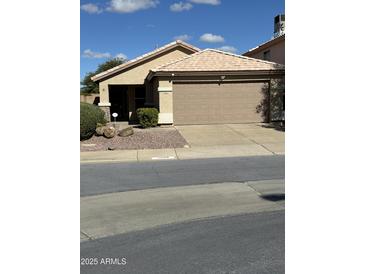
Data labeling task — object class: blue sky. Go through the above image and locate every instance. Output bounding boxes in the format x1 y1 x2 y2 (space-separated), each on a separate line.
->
80 0 284 78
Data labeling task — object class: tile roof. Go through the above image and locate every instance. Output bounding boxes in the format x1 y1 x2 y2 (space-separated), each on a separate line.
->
91 40 200 81
151 49 284 72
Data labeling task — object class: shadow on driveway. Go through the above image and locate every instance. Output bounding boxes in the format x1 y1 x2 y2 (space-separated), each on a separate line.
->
260 193 285 202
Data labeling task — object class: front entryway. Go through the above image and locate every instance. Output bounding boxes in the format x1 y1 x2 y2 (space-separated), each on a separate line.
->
109 85 129 121
108 85 147 123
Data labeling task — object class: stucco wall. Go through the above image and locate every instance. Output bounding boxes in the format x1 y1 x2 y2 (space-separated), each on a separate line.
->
99 82 109 103
156 80 173 124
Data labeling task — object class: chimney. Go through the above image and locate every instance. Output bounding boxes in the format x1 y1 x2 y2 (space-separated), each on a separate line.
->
274 14 285 38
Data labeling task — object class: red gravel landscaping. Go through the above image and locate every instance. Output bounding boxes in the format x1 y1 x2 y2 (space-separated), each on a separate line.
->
80 126 189 152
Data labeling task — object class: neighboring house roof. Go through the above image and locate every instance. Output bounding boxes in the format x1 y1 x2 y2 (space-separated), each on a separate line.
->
147 49 284 79
242 34 285 56
91 40 200 82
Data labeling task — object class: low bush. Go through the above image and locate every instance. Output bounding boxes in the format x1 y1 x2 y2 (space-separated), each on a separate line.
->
136 108 159 128
80 102 106 140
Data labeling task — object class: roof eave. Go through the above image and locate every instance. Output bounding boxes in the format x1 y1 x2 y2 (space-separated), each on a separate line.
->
147 69 285 80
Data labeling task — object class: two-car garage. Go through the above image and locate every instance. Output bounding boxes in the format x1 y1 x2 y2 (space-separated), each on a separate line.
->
151 49 284 125
172 81 267 125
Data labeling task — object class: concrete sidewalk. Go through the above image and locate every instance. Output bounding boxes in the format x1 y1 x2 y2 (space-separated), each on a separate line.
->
81 180 284 241
80 144 282 163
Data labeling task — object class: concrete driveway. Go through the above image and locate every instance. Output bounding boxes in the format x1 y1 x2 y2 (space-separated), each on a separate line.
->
175 123 284 155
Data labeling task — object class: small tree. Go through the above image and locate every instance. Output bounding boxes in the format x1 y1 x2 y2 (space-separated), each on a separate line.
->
96 58 125 73
80 72 98 94
80 57 126 94
256 78 285 122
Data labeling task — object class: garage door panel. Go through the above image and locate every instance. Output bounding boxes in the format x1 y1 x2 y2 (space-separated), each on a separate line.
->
173 82 266 125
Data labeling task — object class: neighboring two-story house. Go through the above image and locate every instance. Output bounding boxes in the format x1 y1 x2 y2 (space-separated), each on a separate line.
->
243 14 285 65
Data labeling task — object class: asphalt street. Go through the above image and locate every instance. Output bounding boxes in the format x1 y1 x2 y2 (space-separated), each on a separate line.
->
81 210 285 274
81 155 284 196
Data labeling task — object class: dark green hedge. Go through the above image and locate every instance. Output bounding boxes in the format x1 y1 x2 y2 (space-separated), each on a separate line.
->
136 108 159 128
80 102 106 140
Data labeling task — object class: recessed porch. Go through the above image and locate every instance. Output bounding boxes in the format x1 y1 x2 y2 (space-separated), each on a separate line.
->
104 85 148 123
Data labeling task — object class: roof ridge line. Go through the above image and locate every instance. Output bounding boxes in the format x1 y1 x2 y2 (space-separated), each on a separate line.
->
151 49 207 71
149 48 285 74
209 48 284 66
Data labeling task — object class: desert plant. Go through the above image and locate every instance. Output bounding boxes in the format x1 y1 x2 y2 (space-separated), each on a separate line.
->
80 102 106 140
136 108 159 128
256 78 285 122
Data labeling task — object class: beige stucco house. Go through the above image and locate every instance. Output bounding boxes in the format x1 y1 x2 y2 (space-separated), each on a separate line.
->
91 40 284 125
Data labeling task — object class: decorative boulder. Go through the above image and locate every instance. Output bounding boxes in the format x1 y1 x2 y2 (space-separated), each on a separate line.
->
95 126 106 136
118 127 134 137
103 126 116 138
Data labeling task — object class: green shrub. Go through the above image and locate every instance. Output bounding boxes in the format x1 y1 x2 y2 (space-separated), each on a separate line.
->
136 108 159 128
80 102 106 140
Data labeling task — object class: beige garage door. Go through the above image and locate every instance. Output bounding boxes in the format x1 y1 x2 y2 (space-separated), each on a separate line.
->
173 82 267 125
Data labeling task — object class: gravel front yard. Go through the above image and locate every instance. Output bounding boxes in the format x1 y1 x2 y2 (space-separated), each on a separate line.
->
80 126 188 152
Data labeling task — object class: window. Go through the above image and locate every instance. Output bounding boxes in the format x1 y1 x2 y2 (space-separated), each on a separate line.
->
263 50 271 61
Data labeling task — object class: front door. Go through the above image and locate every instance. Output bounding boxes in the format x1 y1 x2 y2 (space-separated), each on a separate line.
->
109 85 129 121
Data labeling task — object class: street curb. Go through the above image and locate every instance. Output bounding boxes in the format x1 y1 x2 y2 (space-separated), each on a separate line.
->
80 152 284 164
